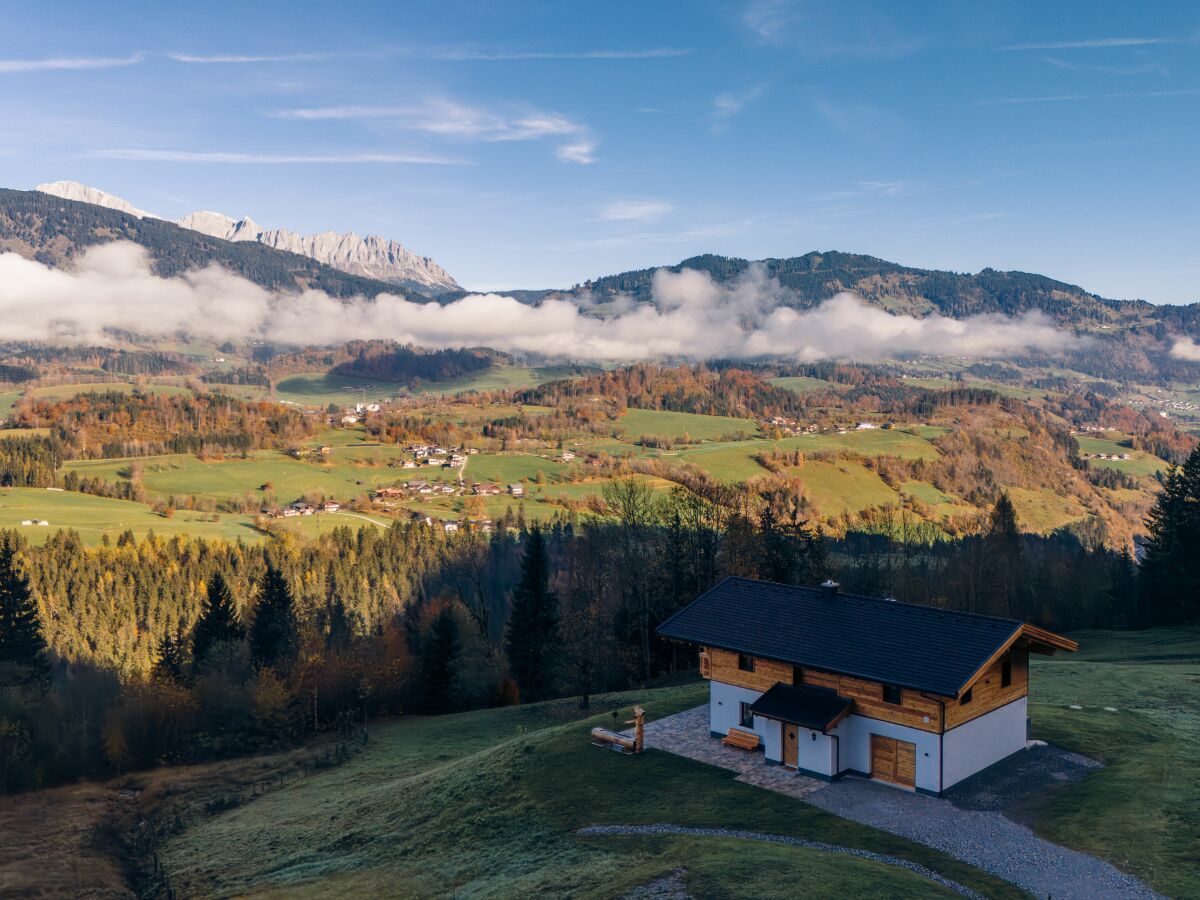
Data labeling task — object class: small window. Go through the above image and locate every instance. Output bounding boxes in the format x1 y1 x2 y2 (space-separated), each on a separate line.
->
1001 659 1013 688
737 653 756 673
740 701 755 728
792 666 804 686
882 684 903 705
960 688 974 705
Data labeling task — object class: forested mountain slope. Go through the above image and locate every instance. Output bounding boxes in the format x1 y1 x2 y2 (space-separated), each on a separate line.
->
568 251 1200 331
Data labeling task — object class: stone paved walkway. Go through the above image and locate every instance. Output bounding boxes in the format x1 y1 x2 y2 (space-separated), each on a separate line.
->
636 704 826 800
636 705 1161 900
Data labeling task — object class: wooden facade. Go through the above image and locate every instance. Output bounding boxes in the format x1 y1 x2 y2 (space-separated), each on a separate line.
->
702 644 1030 735
944 647 1028 729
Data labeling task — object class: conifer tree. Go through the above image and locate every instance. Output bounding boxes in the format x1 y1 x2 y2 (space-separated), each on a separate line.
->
152 628 188 683
250 565 299 670
1140 446 1200 625
421 605 461 711
0 538 49 688
504 527 559 702
984 491 1023 617
192 572 244 668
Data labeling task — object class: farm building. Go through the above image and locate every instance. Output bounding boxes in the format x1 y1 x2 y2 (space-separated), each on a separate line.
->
657 577 1077 795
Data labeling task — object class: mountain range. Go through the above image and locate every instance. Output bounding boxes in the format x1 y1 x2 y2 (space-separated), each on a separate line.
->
5 183 1200 381
34 181 459 295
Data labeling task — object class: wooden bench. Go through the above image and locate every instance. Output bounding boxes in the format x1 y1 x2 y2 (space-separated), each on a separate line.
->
722 727 761 751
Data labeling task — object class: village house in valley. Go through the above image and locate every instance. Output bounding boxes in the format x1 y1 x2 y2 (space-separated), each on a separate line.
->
657 577 1077 795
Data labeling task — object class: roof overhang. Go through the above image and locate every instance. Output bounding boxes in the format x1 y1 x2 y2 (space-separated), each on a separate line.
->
956 623 1078 697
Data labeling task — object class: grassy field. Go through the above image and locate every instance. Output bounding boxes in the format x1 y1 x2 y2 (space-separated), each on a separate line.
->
273 373 406 407
768 375 838 394
63 451 448 507
1028 627 1200 898
795 459 901 517
160 684 1019 899
274 366 583 407
1076 434 1167 476
0 390 21 421
618 408 760 441
777 429 941 460
1007 486 1089 533
0 487 263 545
464 453 568 484
409 365 583 396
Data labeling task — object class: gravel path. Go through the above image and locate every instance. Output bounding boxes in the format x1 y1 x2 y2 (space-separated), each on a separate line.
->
808 778 1161 899
578 824 988 899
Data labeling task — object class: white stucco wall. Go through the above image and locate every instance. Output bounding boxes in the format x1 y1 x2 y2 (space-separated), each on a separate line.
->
709 681 780 760
832 714 943 794
942 696 1027 789
792 727 836 776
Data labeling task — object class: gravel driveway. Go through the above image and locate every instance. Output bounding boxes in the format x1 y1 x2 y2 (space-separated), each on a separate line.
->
808 776 1161 899
638 705 1161 899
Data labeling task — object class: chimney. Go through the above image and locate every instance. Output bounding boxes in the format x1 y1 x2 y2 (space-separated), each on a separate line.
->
821 579 839 600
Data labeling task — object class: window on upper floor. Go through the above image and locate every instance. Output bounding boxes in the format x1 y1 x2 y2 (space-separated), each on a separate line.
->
882 683 903 705
792 666 804 686
1001 658 1013 688
961 687 974 705
737 653 755 672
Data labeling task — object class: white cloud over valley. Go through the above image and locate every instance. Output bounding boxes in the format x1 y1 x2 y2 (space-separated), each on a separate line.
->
0 243 1082 362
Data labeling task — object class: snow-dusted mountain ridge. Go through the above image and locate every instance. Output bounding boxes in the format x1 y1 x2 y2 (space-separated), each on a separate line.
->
35 181 459 294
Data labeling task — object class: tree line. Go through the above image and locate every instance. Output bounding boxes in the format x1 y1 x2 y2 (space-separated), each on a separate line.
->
3 444 1199 793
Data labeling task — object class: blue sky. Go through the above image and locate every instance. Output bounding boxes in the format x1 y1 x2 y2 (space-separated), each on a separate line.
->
2 0 1198 301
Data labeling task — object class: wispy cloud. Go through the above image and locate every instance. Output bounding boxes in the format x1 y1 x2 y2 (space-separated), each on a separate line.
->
975 88 1200 106
168 46 690 64
89 149 466 165
272 98 597 163
743 0 798 45
0 53 142 74
821 180 905 199
167 51 336 64
814 98 905 143
556 140 597 164
1043 56 1167 76
711 84 766 133
598 200 674 222
1001 37 1173 51
412 46 692 61
742 0 923 60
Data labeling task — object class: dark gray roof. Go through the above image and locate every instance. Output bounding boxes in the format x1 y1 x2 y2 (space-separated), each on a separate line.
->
749 683 853 731
657 577 1023 697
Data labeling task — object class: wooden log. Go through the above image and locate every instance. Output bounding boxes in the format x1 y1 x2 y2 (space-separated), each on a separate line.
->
590 727 636 750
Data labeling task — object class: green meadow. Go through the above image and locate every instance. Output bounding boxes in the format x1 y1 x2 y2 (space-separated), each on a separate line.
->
0 487 262 545
63 451 457 507
617 408 760 441
160 684 1018 899
1029 628 1200 898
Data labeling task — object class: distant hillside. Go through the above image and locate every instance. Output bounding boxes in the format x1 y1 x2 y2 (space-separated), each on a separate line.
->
0 188 420 301
566 251 1200 332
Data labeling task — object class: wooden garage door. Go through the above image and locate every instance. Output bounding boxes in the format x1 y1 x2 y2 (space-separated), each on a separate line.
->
870 734 916 788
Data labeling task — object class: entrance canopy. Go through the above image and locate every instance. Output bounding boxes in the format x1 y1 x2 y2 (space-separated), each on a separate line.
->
749 682 853 732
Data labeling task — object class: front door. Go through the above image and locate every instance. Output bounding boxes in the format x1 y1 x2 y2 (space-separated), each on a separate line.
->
870 734 916 788
783 723 799 768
